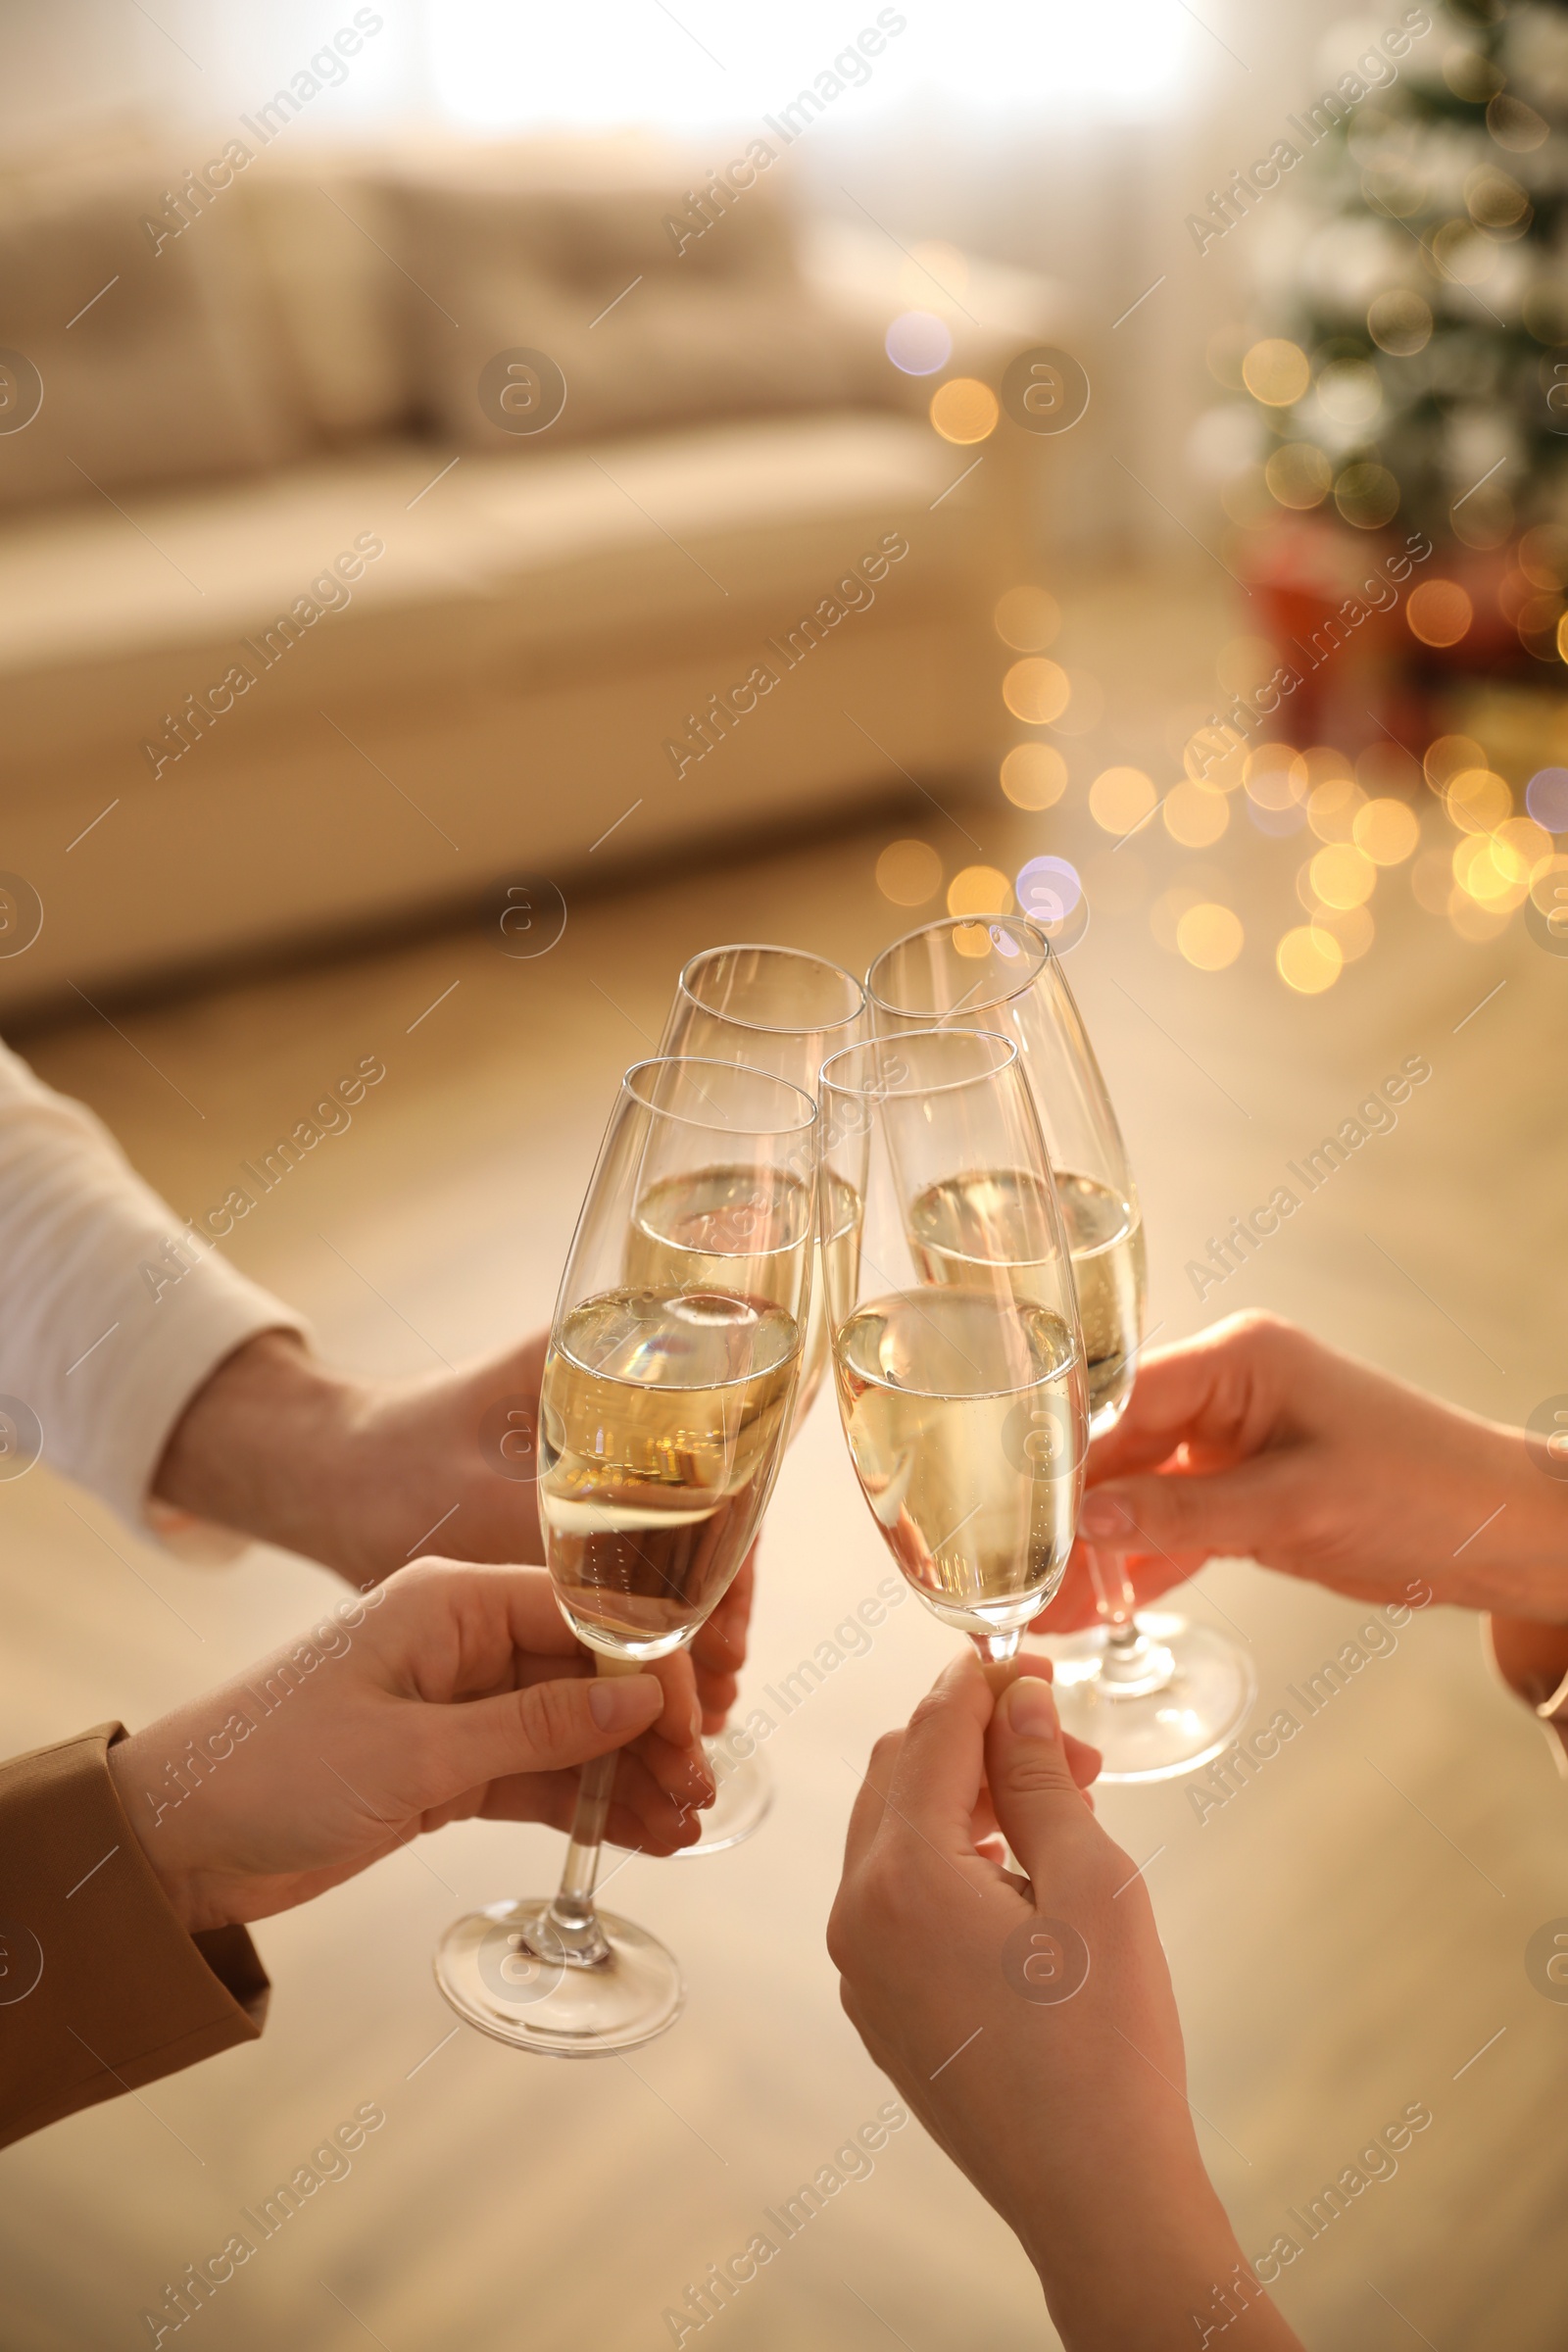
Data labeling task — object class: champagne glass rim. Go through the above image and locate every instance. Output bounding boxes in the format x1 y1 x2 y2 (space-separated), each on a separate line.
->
622 1054 819 1137
818 1025 1018 1101
676 942 867 1036
864 914 1053 1019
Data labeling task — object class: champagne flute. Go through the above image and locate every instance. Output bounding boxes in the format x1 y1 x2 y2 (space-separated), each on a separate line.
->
866 914 1255 1779
434 1056 815 2054
655 943 866 1850
817 1027 1088 1664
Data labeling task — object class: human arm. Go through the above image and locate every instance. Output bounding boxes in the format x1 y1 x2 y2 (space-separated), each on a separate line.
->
150 1329 755 1730
105 1557 714 1934
827 1653 1302 2350
1040 1311 1568 1632
0 1037 748 1718
0 1559 710 2146
0 1035 307 1534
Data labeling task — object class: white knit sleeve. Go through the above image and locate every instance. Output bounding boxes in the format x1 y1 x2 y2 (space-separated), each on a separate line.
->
0 1036 306 1546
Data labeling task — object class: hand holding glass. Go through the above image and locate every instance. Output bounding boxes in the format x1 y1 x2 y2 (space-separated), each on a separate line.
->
434 1056 814 2054
866 915 1254 1776
818 1028 1087 1664
655 942 865 1847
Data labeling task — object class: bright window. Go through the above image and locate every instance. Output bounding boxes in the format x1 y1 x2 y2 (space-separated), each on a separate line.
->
424 1 1193 133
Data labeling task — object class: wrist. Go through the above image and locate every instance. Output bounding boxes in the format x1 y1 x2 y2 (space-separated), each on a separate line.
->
1017 2137 1251 2345
107 1729 205 1935
153 1332 370 1584
1462 1425 1568 1619
1032 2202 1269 2350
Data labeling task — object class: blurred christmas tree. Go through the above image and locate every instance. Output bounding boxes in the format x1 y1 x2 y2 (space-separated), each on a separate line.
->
1170 3 1568 990
1231 0 1568 684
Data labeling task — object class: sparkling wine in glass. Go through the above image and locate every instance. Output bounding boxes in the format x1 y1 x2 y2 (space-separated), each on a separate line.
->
654 943 866 1849
817 1027 1087 1664
433 1056 815 2054
866 915 1255 1778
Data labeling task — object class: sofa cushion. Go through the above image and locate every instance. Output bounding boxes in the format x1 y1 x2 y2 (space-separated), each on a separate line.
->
0 150 306 511
0 412 996 779
233 166 413 444
386 157 890 452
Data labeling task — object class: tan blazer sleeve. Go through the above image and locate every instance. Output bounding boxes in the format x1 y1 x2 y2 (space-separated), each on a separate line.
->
1484 1616 1568 1775
0 1723 269 2149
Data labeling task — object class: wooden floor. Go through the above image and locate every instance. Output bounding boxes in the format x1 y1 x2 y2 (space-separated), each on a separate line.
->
3 564 1566 2351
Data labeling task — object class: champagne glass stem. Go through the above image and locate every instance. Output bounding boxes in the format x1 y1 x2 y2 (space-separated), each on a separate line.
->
971 1628 1022 1667
1084 1542 1176 1696
545 1655 638 1964
1084 1541 1140 1644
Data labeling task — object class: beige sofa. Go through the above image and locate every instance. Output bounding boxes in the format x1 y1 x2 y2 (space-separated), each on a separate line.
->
0 132 1062 1011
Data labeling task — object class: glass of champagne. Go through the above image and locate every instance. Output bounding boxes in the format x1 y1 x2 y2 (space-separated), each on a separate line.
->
817 1027 1087 1663
434 1056 815 2054
655 943 867 1850
866 914 1255 1778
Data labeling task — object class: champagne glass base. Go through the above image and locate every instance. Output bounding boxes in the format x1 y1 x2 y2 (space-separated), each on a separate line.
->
1046 1615 1256 1784
434 1899 685 2056
667 1740 773 1858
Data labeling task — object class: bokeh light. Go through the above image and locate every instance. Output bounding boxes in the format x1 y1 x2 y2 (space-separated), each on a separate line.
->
876 839 942 906
1430 219 1495 282
1451 833 1527 908
1309 843 1377 908
1162 778 1230 847
1452 486 1514 551
1307 776 1366 843
930 377 999 444
1002 657 1070 723
1334 464 1400 529
1446 767 1512 833
1424 733 1487 793
885 312 954 374
1277 925 1343 992
1242 338 1309 405
1000 744 1068 808
1317 359 1383 430
1494 91 1550 150
994 587 1060 652
1353 798 1420 864
1493 814 1553 881
1518 528 1568 589
1299 745 1356 787
1264 444 1332 510
1177 902 1243 969
1088 766 1156 836
1406 580 1473 647
947 863 1012 918
1526 766 1568 832
1244 743 1309 811
1367 288 1433 356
